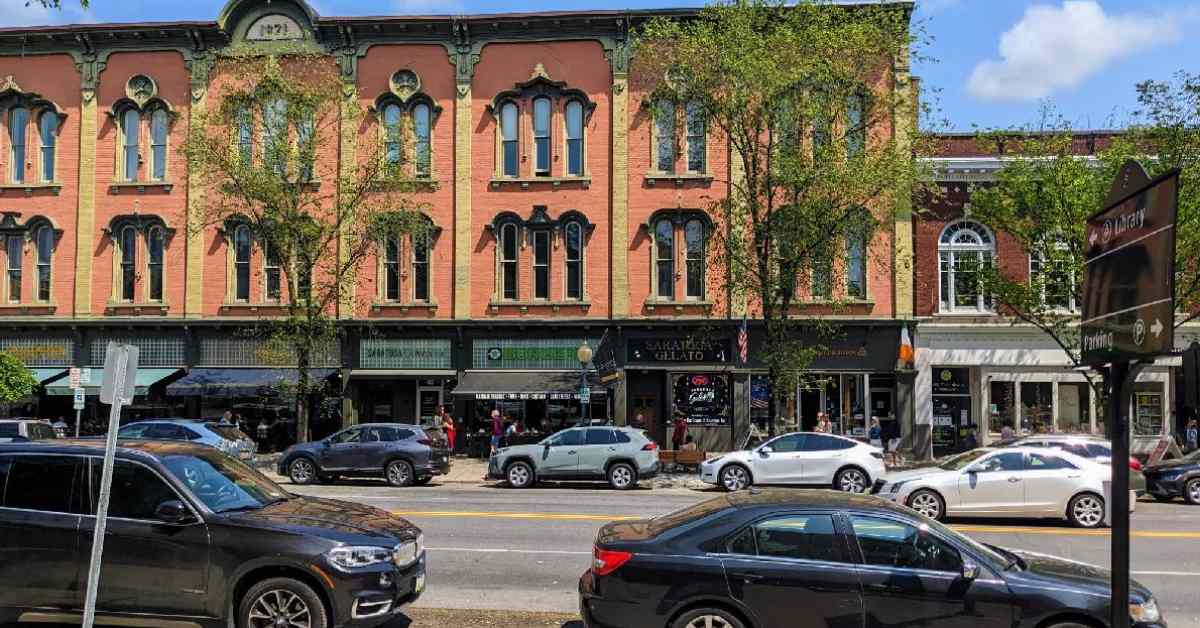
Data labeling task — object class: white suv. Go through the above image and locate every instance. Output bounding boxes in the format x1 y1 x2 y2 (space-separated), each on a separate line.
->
701 431 885 492
0 419 58 443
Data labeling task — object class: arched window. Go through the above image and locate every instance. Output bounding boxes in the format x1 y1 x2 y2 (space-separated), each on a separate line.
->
35 226 52 302
262 98 287 175
384 235 401 302
9 107 28 183
565 220 583 300
39 111 57 182
383 103 402 171
121 109 140 182
237 109 254 165
234 225 252 302
655 219 675 299
565 100 584 177
500 102 519 178
413 103 431 178
532 97 551 176
119 226 137 302
938 220 994 312
147 227 164 301
4 234 20 302
685 101 706 173
846 216 868 300
150 109 169 181
500 223 519 300
655 104 675 172
684 219 706 299
263 239 281 301
532 229 550 299
412 230 430 302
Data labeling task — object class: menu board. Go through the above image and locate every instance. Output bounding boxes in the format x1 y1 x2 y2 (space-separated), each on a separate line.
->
672 373 731 426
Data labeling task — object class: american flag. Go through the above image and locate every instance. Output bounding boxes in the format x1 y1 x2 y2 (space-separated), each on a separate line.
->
737 317 749 365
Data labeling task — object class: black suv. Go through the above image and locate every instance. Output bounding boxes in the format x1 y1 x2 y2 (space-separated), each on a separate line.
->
0 440 425 628
279 424 451 487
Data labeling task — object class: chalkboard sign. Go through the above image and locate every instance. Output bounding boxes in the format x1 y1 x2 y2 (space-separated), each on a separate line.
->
672 373 731 426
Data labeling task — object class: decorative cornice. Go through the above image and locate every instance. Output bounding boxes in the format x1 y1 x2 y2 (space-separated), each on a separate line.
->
103 214 177 241
486 64 598 119
921 155 1102 183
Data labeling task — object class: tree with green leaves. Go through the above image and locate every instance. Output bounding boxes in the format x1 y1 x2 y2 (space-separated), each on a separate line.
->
183 54 429 442
970 73 1199 407
635 0 929 436
0 351 37 411
29 0 88 8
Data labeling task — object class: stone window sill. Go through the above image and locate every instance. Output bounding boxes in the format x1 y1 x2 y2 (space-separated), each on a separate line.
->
0 182 62 195
644 298 713 313
793 299 876 306
489 176 591 190
371 178 438 192
109 181 175 194
0 302 57 314
219 302 287 313
371 301 439 313
105 301 169 315
643 172 713 187
488 299 591 313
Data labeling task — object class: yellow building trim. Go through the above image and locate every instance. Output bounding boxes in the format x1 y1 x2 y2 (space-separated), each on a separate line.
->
184 91 206 318
453 83 472 320
892 47 916 319
610 75 630 317
73 90 97 318
337 84 358 319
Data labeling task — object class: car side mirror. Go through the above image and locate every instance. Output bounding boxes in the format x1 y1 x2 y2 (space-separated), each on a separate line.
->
155 500 194 525
961 559 980 581
759 446 773 456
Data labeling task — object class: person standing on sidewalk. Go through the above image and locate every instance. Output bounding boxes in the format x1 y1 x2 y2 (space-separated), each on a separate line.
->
440 406 457 454
671 412 688 451
1188 419 1199 452
490 409 503 456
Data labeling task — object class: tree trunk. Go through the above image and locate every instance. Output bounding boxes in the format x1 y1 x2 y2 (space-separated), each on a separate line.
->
296 343 311 443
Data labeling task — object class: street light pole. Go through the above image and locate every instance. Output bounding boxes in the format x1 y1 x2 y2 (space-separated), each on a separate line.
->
577 341 593 427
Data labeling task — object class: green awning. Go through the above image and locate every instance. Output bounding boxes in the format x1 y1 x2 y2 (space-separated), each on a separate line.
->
31 369 68 385
46 368 182 397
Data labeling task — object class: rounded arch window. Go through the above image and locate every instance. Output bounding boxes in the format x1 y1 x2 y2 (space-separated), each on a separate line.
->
938 220 994 312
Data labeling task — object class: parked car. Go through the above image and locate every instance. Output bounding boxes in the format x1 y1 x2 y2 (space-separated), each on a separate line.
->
279 423 451 487
0 419 57 443
1143 448 1200 504
0 439 426 628
1001 434 1147 495
487 426 659 490
876 447 1121 528
117 419 256 461
699 431 885 493
579 488 1165 628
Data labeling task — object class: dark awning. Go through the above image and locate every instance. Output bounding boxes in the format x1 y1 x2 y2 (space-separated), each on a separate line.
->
452 371 606 401
166 368 336 398
46 368 181 397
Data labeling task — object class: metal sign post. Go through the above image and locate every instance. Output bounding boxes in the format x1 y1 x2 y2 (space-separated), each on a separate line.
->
81 342 139 628
1080 161 1180 628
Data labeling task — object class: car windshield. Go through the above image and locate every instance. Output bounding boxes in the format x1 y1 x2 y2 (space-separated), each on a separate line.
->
161 451 290 513
0 424 18 438
208 424 249 441
938 449 991 471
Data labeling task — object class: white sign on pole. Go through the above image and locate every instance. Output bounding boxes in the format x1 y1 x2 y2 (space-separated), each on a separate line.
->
80 367 92 385
82 342 139 628
73 387 85 410
69 367 81 389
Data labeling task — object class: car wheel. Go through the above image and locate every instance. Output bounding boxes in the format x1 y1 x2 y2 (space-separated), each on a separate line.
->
672 608 746 628
238 576 328 628
1185 478 1200 505
608 462 638 490
907 489 945 521
506 461 535 488
834 467 869 493
288 458 317 485
1067 492 1106 528
719 464 751 491
385 460 414 487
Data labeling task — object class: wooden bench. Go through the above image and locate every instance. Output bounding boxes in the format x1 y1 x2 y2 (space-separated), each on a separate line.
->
659 449 707 472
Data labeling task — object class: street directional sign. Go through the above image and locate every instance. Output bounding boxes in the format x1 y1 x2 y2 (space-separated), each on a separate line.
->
69 367 81 389
99 342 139 406
1081 161 1180 365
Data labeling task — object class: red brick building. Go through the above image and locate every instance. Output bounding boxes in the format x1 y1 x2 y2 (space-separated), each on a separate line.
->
0 0 918 450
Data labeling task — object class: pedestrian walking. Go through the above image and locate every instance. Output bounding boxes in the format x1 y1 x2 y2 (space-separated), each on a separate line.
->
490 409 503 455
441 406 457 453
815 412 832 434
1001 422 1015 442
672 412 687 451
963 426 979 450
1187 419 1199 452
868 418 883 449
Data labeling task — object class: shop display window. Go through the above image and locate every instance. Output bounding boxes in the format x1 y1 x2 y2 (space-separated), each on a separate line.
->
989 381 1015 436
1020 382 1053 434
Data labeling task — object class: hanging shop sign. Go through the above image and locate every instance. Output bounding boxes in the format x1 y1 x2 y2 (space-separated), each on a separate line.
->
931 367 970 396
628 337 730 364
672 373 731 426
472 339 597 370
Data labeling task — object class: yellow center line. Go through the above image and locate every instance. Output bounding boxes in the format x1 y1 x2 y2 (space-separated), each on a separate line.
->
392 510 1200 538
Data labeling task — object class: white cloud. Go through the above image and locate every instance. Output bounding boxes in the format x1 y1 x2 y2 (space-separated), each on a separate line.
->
966 1 1181 103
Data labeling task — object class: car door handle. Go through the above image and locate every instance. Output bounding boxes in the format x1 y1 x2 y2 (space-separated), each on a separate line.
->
1008 477 1022 483
568 450 577 455
731 572 765 583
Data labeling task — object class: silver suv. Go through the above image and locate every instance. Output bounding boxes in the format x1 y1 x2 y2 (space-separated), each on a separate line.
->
117 419 256 460
487 426 659 490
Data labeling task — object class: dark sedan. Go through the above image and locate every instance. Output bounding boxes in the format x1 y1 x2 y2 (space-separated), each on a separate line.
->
1144 449 1200 504
579 488 1164 628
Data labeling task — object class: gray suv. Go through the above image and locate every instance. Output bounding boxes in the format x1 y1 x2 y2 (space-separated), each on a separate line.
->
279 423 451 487
488 426 659 490
117 419 256 461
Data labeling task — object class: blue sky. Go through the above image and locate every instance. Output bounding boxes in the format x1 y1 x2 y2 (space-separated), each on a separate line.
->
4 0 1198 131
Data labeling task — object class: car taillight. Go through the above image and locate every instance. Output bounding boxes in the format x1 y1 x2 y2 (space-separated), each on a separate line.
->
1129 457 1143 471
592 547 633 576
642 442 658 451
417 438 433 446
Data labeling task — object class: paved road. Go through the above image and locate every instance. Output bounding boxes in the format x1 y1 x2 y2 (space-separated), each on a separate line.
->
289 480 1200 627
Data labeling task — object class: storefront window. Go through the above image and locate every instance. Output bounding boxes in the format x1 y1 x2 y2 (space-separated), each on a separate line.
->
989 381 1015 436
1134 391 1164 436
1020 382 1053 434
1057 383 1090 434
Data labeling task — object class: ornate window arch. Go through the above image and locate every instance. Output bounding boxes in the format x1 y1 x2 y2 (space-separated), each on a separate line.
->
490 212 523 301
1 76 66 185
374 212 441 306
372 69 442 180
487 64 597 180
559 210 594 302
108 75 177 183
647 209 712 302
105 214 175 305
0 212 62 304
938 220 995 313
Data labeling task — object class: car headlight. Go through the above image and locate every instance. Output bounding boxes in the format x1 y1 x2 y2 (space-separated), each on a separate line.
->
326 545 395 571
393 534 424 568
1130 598 1161 623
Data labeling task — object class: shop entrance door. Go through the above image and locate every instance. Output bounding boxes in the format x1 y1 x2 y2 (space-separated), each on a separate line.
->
418 384 443 428
799 388 821 431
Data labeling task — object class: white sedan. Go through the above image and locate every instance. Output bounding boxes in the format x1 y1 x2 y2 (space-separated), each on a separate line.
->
878 447 1118 528
700 431 886 493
